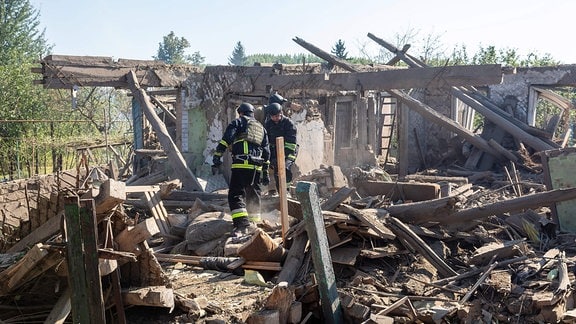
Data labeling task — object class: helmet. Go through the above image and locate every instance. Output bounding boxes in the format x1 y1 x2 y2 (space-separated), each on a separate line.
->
266 102 283 116
237 103 255 116
269 93 288 105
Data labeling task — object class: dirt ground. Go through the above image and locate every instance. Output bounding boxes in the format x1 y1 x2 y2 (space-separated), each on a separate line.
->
124 263 275 323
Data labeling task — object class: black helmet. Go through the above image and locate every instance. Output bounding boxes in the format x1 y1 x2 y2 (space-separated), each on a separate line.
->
269 93 288 105
237 103 255 116
266 102 283 116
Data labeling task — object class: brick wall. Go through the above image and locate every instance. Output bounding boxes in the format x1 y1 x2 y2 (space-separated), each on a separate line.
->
0 171 77 252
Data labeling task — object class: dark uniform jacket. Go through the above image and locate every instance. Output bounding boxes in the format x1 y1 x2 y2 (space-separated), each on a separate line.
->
215 116 270 168
264 116 297 163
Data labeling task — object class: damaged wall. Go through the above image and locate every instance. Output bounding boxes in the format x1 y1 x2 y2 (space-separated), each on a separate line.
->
488 65 576 127
0 172 76 251
175 65 378 184
404 88 459 173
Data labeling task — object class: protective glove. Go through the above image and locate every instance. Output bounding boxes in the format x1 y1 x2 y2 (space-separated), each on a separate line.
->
261 170 270 186
212 155 222 175
285 158 294 169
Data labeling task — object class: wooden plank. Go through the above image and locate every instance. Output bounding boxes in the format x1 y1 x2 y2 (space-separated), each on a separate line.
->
63 198 90 324
0 243 58 295
151 190 171 227
38 55 200 89
320 186 356 211
330 247 361 266
7 211 62 253
253 63 503 91
242 261 282 271
387 216 458 278
78 199 106 322
385 196 461 224
367 33 557 153
115 217 160 253
325 224 341 246
455 89 554 153
440 187 576 225
337 205 396 240
291 36 504 162
355 180 440 202
125 185 160 193
122 286 174 308
276 137 289 242
295 181 343 323
276 232 308 285
390 89 504 160
144 191 169 235
94 179 126 214
63 196 105 324
44 287 72 324
127 71 203 191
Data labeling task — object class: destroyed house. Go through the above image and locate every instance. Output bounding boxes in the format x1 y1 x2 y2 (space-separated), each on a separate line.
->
3 34 576 322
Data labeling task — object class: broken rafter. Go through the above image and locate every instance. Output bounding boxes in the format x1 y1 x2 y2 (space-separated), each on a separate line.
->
126 70 203 191
438 186 576 225
386 216 458 278
368 32 556 154
252 65 504 91
36 55 201 89
292 36 505 161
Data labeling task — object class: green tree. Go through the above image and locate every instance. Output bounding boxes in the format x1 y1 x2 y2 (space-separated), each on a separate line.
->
245 53 323 65
331 39 348 60
189 51 205 66
154 31 204 65
0 0 50 64
0 0 53 178
229 41 247 66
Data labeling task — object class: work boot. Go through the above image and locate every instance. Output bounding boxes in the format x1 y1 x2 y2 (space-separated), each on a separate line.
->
232 216 256 237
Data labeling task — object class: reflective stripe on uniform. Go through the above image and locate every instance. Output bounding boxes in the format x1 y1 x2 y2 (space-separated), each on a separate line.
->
219 139 229 147
231 163 262 170
231 208 248 219
285 142 297 151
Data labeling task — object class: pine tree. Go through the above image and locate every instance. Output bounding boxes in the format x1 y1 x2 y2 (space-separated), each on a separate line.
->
154 31 204 65
331 39 348 60
229 41 247 66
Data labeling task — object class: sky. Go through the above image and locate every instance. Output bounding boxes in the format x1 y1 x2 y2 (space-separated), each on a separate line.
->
29 0 576 65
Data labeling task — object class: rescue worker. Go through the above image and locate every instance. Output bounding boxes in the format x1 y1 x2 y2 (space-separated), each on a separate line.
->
261 92 288 124
212 103 270 236
264 101 298 192
269 92 288 106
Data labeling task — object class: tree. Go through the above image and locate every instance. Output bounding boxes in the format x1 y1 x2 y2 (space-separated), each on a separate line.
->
0 0 50 64
245 53 323 65
154 31 204 65
0 0 53 178
189 51 205 66
229 41 247 66
331 39 348 60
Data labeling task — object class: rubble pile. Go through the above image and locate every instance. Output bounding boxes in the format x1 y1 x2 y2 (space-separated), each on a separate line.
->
2 158 576 323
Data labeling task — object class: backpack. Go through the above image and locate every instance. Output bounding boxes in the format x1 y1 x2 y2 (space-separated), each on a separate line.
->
238 117 265 145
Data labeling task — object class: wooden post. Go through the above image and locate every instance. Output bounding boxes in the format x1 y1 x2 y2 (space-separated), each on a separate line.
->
295 181 343 323
126 70 203 191
64 195 105 324
276 136 289 243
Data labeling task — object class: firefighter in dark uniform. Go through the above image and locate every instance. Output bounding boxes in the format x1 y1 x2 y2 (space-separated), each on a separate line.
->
264 100 298 191
212 103 270 236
